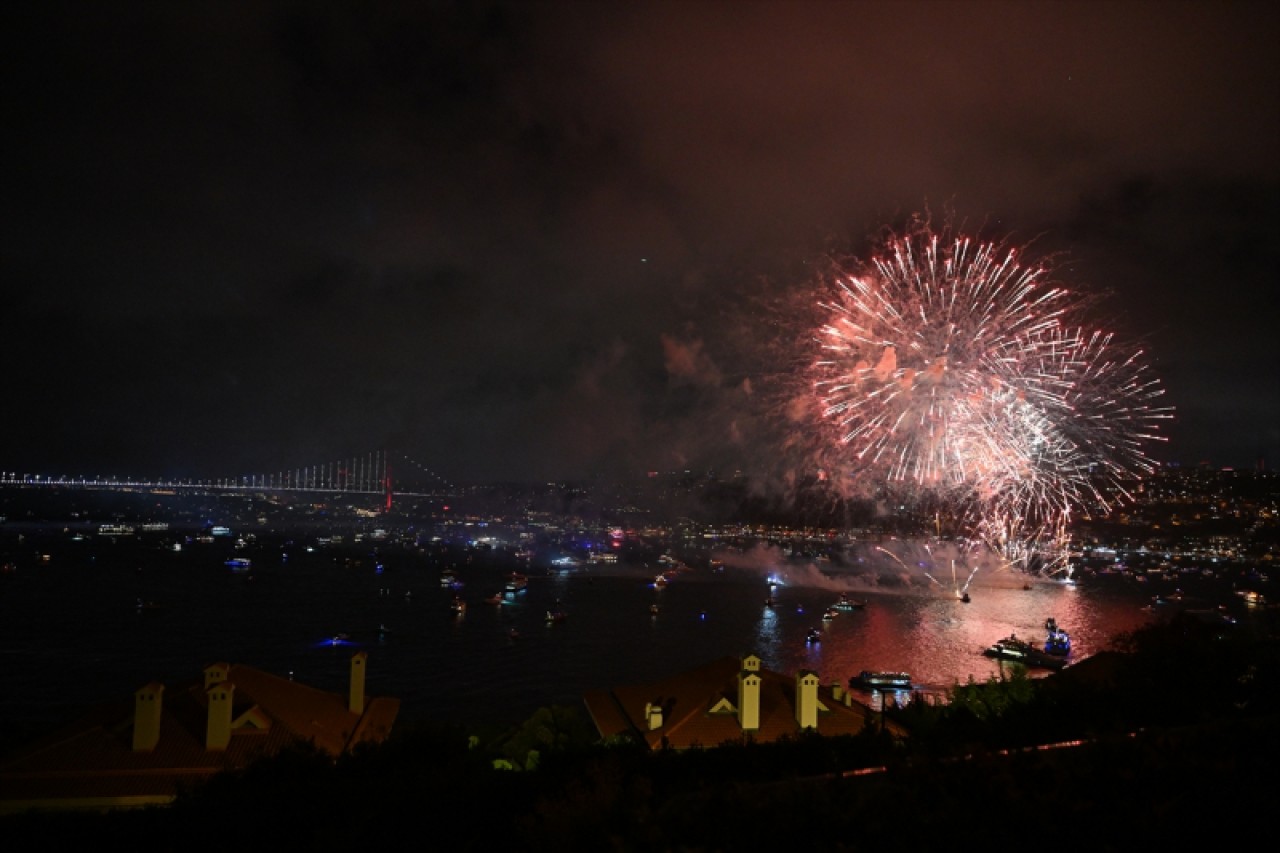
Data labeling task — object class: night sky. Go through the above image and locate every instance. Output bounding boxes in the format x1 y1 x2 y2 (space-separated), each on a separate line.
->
4 1 1277 484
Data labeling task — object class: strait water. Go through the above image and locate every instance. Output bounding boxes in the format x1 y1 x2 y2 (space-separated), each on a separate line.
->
0 525 1240 734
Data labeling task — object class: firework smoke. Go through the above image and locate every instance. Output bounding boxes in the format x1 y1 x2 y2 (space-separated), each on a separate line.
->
794 215 1172 571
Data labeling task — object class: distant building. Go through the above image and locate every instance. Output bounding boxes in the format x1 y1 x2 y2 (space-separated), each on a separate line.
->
582 653 907 749
0 652 398 814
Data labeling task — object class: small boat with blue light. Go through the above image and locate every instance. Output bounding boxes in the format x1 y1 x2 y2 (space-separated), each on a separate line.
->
1043 618 1071 656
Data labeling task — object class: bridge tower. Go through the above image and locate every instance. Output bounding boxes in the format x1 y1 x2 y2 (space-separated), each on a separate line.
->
384 456 393 512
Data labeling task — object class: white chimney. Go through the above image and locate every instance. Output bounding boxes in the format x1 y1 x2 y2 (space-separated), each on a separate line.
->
204 662 230 691
644 701 663 730
795 670 819 730
349 651 367 715
737 670 761 731
206 681 234 750
132 682 164 752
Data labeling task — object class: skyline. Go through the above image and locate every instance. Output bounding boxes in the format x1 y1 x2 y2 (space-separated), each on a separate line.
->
3 1 1277 485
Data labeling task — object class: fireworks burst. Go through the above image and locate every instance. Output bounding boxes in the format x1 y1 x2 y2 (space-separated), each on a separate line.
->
805 217 1172 572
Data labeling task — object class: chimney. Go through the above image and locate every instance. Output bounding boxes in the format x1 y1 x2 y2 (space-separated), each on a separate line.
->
132 682 164 751
795 670 819 730
206 681 234 750
831 680 844 702
204 662 230 691
644 701 663 731
349 651 367 715
737 670 761 731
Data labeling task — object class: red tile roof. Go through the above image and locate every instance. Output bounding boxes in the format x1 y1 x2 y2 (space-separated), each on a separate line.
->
0 661 399 814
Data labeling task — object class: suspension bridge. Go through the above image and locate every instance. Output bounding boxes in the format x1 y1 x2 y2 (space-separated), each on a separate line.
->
0 452 456 508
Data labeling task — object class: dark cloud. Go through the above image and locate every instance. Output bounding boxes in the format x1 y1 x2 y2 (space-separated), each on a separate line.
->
2 0 1277 481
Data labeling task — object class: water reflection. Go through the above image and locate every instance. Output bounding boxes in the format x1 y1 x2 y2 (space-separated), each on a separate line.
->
751 594 783 661
0 545 1167 728
761 575 1152 693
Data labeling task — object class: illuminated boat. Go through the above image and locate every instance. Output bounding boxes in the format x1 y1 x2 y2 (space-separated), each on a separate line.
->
225 557 251 570
505 572 528 592
1185 608 1237 626
545 609 567 624
849 671 913 691
450 596 466 615
834 593 866 611
1043 618 1071 656
805 628 821 644
983 635 1067 670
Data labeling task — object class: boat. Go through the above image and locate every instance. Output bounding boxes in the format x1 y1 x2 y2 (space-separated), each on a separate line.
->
1044 630 1071 656
834 593 866 611
805 628 821 644
849 671 913 691
505 572 528 592
545 609 567 624
1185 607 1237 626
960 592 971 603
822 607 838 621
441 570 462 589
484 592 504 605
650 603 660 616
983 634 1067 670
450 596 466 615
225 557 251 570
1043 618 1071 656
653 574 668 588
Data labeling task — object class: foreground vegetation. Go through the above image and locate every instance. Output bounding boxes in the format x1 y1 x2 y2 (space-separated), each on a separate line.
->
6 610 1277 850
